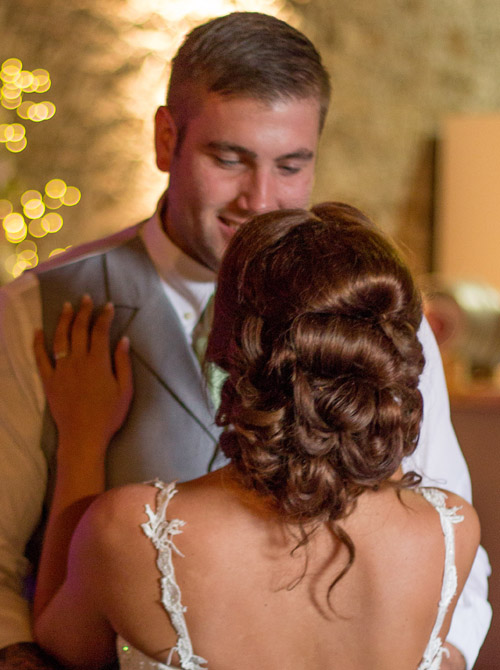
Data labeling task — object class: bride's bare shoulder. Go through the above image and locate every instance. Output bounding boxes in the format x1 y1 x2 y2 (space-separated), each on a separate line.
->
89 480 163 517
73 482 167 560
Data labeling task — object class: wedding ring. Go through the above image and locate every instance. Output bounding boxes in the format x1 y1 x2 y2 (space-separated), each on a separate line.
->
54 350 68 360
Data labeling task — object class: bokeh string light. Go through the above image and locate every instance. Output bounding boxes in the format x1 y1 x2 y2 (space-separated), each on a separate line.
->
0 58 55 153
0 58 79 278
0 177 81 277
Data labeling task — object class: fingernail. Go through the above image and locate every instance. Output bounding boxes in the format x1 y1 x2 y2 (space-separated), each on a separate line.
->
120 336 130 351
81 293 92 304
62 301 72 312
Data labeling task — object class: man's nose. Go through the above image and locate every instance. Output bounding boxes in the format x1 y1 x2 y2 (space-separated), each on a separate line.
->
236 169 278 215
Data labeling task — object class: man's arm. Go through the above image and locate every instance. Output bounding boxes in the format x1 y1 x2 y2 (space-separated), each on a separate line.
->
404 317 492 669
0 274 48 658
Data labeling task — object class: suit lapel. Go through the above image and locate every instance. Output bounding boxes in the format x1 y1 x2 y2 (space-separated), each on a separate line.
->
104 235 217 436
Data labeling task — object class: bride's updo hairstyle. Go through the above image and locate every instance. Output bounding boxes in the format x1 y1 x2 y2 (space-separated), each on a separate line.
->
207 202 424 532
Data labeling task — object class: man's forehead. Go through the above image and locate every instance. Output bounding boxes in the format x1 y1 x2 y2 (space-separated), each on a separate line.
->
185 92 322 145
179 84 319 122
202 89 321 114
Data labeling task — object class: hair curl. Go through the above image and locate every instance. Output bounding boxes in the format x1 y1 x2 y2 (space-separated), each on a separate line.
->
206 202 425 587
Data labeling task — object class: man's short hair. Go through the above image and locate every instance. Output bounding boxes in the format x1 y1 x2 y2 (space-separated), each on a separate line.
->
167 12 331 136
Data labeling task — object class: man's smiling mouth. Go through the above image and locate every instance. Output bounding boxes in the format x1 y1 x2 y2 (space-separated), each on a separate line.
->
218 215 246 229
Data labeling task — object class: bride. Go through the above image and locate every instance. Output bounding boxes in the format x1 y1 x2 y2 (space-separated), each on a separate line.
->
32 202 479 670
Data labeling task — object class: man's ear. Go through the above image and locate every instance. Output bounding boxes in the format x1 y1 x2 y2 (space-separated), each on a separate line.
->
155 106 177 172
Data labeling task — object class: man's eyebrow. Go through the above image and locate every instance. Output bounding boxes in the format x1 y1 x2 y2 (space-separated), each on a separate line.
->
206 141 257 159
206 142 314 163
276 149 315 162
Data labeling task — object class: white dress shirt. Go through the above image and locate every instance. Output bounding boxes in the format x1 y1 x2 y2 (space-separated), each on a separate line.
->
141 206 215 343
0 207 491 667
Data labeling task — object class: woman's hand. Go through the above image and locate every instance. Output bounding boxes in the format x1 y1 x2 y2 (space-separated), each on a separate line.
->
33 296 133 622
33 294 133 459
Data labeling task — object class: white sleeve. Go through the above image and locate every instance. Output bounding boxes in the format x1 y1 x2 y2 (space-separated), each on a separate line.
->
403 316 492 669
0 273 46 648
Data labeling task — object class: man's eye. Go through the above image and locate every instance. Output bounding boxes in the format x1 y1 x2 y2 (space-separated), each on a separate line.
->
214 156 241 168
279 165 301 175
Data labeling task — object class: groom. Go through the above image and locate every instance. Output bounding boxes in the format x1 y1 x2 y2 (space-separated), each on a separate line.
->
0 12 490 670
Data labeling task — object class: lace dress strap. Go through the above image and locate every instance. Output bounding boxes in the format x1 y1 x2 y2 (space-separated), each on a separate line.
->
140 480 208 670
417 488 464 670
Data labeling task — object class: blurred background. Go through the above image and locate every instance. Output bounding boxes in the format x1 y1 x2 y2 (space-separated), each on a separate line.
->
0 0 499 666
2 0 500 281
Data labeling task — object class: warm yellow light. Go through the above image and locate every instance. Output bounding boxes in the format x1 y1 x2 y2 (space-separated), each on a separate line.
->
27 101 56 122
41 212 63 233
1 73 20 85
45 179 67 199
2 97 22 110
62 186 81 206
1 83 22 100
32 69 50 86
18 71 35 90
44 102 56 118
6 137 27 153
5 124 26 141
0 200 13 219
20 190 42 206
13 240 38 270
23 199 46 219
16 101 33 119
0 74 17 86
23 81 38 94
17 249 38 266
3 212 25 233
1 57 22 70
5 225 27 243
49 247 71 257
121 0 289 26
18 250 38 262
12 261 28 278
17 239 38 254
1 58 22 81
27 104 44 121
44 195 63 209
35 80 51 94
28 219 48 238
32 69 51 93
5 254 20 275
4 254 33 277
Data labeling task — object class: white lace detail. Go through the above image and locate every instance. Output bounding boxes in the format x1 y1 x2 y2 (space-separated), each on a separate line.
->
117 480 207 670
144 480 208 670
417 488 464 670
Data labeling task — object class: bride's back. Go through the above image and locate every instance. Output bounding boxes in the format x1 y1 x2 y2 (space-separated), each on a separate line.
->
104 469 478 670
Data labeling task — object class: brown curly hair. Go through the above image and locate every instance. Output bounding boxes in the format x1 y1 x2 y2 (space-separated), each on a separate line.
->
207 202 424 558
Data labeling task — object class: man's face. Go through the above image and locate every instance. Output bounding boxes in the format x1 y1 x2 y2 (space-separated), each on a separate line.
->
156 92 321 271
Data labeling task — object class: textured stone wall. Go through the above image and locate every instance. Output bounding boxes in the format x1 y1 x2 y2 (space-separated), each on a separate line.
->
1 0 500 280
295 0 500 274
